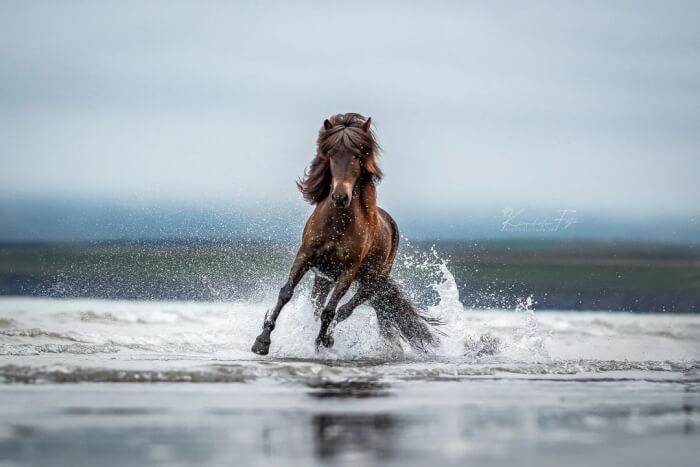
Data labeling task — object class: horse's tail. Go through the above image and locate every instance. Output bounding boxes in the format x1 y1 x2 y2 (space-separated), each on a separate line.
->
370 277 443 352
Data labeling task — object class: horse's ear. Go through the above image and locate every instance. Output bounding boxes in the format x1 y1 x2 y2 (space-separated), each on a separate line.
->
362 117 372 132
323 119 333 130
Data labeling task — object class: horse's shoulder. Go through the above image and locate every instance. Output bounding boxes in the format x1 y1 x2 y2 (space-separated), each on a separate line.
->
377 207 397 232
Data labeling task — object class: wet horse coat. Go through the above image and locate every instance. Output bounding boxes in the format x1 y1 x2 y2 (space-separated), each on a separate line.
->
252 113 440 355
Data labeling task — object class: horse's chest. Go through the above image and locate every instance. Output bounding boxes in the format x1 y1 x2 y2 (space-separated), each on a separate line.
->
313 241 357 277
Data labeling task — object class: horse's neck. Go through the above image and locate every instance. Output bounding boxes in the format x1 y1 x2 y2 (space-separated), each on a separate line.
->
357 180 378 214
322 179 377 226
350 180 379 229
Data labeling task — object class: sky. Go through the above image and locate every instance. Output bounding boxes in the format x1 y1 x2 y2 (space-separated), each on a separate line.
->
1 1 699 225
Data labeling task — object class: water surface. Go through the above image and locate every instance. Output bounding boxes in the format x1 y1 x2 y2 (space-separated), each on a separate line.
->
0 270 698 466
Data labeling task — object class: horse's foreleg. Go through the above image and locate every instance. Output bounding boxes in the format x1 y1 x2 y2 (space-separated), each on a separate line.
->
334 282 375 324
251 251 311 355
315 267 358 349
311 275 333 318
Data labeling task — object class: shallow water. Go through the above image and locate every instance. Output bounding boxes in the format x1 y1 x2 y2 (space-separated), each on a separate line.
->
0 262 699 466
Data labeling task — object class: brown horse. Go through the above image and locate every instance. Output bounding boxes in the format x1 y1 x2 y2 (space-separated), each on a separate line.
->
251 113 441 355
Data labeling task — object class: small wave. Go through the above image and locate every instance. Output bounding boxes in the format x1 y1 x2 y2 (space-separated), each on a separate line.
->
0 343 119 356
78 310 119 322
0 328 83 342
0 365 250 384
2 359 698 385
59 308 217 325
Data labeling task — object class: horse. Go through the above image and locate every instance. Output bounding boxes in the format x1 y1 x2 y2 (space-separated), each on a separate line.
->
251 113 441 355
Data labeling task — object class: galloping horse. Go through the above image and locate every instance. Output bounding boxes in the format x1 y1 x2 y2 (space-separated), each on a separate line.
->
251 113 441 355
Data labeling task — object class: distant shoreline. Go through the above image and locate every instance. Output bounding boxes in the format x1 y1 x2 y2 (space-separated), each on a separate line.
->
1 239 697 313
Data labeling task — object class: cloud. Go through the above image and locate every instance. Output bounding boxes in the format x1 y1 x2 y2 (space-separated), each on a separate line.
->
1 0 699 216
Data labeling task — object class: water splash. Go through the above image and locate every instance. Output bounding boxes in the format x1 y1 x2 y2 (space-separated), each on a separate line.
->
0 243 557 362
393 245 550 362
11 246 700 366
506 295 550 361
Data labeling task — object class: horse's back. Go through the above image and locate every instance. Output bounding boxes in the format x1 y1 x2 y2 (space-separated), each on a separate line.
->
376 207 400 275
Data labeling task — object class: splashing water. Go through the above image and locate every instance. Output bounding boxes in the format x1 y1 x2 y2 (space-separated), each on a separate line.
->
1 243 698 385
237 244 550 362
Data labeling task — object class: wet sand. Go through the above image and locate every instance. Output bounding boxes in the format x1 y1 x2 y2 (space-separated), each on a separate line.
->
1 374 699 466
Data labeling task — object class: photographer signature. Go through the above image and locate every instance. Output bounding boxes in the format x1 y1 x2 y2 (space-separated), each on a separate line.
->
501 207 578 232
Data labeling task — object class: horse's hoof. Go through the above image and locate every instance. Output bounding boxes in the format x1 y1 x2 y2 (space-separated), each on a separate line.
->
251 336 271 355
315 335 334 350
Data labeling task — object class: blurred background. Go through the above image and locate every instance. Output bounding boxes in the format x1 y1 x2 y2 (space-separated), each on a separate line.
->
1 0 699 312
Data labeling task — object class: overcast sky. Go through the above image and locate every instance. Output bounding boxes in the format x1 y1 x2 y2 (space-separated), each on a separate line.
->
1 0 699 219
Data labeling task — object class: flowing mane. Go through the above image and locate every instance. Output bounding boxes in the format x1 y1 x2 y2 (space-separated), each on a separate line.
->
297 113 382 204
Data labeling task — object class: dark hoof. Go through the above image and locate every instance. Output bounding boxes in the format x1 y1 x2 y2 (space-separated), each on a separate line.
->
251 335 271 355
315 335 334 350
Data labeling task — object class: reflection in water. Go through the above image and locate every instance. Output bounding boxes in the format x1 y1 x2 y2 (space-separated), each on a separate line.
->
305 379 391 399
306 380 401 460
313 413 401 460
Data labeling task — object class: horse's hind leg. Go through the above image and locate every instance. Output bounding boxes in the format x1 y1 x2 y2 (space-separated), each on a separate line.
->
251 250 310 355
334 282 375 323
311 275 333 318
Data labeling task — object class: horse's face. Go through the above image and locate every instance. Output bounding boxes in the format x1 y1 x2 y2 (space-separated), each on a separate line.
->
329 148 362 209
